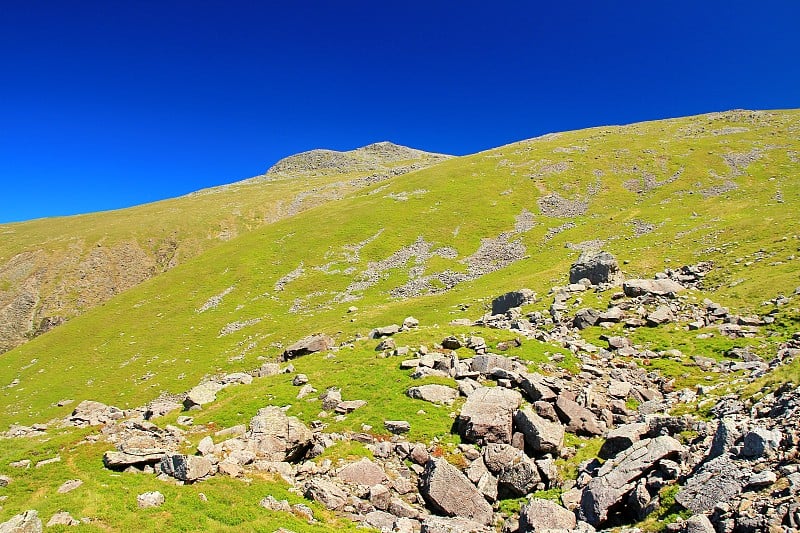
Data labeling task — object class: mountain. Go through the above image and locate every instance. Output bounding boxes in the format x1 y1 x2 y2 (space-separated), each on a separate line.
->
0 110 798 532
0 142 450 353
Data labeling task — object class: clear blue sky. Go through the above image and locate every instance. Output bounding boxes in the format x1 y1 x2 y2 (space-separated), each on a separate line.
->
1 1 798 223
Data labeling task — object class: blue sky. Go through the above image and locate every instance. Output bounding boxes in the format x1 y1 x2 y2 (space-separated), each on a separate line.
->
1 1 799 223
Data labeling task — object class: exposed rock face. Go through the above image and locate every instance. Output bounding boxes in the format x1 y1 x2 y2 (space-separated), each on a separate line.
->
419 458 494 525
491 289 536 315
519 497 577 532
569 250 622 285
0 510 42 533
675 454 747 514
458 387 522 444
160 454 213 482
579 436 683 527
248 406 313 461
282 333 334 359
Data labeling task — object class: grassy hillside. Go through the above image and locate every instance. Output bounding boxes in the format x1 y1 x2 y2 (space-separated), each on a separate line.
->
0 143 450 353
0 109 798 530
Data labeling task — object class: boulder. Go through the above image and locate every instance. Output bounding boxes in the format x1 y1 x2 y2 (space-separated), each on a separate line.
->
555 396 604 436
420 516 494 533
144 400 182 420
708 418 742 459
740 426 782 458
283 333 334 359
569 250 622 285
137 491 165 508
519 497 577 532
0 510 42 532
337 458 387 485
598 422 648 459
675 455 746 514
384 420 411 434
491 289 537 316
320 388 342 411
459 387 522 444
419 458 494 525
303 479 348 510
160 454 213 482
69 400 123 426
573 308 601 329
579 436 683 526
46 512 79 527
406 384 458 406
103 448 167 469
497 454 540 497
514 406 564 454
183 382 225 409
249 406 313 461
646 305 674 326
519 373 557 402
370 324 401 338
685 514 715 533
470 354 514 374
623 279 684 298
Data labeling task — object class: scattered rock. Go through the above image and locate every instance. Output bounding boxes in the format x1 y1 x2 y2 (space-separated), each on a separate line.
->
137 491 165 508
458 387 522 444
519 497 577 532
623 278 684 297
46 512 79 527
57 479 83 494
514 405 564 454
283 334 334 359
407 384 458 406
419 458 494 525
491 289 537 315
0 510 41 532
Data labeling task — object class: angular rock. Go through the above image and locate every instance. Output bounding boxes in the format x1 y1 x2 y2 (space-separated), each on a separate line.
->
459 387 522 444
144 400 182 420
569 250 622 285
676 455 746 514
183 382 224 409
57 479 83 494
304 478 348 510
497 454 540 497
420 516 493 533
46 512 79 527
319 387 342 411
103 449 166 469
492 289 537 315
740 426 782 458
0 510 42 533
370 324 401 338
369 483 391 510
337 458 387 486
418 458 493 525
249 406 313 461
519 373 557 402
441 336 462 350
334 399 367 414
646 305 674 326
623 279 684 297
599 422 648 459
514 406 564 454
708 418 741 459
685 514 715 533
580 436 683 526
137 491 165 508
364 510 396 531
384 420 411 434
406 384 458 406
573 308 601 330
69 400 123 426
519 497 577 532
555 395 604 436
283 333 334 359
160 454 212 482
469 354 514 374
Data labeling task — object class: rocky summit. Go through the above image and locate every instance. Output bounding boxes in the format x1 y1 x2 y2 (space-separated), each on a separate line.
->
0 110 798 532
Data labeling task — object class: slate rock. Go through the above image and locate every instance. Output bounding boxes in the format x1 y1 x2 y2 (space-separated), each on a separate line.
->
283 333 334 359
459 387 522 444
675 454 746 514
569 250 622 285
514 405 564 454
497 454 540 497
419 458 494 525
519 497 577 532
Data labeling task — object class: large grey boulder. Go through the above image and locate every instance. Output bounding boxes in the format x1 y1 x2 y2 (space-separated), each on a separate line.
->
491 289 537 315
470 354 515 374
183 382 225 409
283 333 334 359
137 491 165 508
103 447 167 469
579 436 683 527
518 373 557 402
569 250 622 285
519 497 577 532
248 406 313 461
555 396 604 436
419 458 494 525
497 454 540 497
598 422 648 459
675 455 747 513
69 400 124 426
406 384 458 406
459 387 522 444
0 510 42 533
685 514 715 533
420 516 494 533
573 308 601 329
514 406 564 454
740 426 782 458
160 454 213 482
623 279 684 297
337 458 387 486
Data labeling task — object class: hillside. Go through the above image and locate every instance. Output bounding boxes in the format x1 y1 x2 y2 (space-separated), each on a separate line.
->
0 109 798 532
0 143 451 353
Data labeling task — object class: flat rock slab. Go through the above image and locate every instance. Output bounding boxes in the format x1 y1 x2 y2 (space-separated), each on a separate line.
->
337 458 387 486
555 396 604 436
675 455 747 514
161 454 213 482
419 458 494 525
406 384 458 405
580 435 683 527
459 387 522 444
623 278 684 297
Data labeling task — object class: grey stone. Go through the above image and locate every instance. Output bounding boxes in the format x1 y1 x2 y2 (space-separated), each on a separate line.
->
57 479 83 494
708 418 741 459
303 478 348 510
160 454 213 482
580 436 683 526
0 510 42 533
514 405 564 454
519 497 577 532
319 387 342 411
369 483 391 510
569 250 622 285
492 289 537 315
573 308 601 330
384 420 411 434
459 387 522 444
364 510 395 531
740 426 782 458
137 491 165 508
406 384 458 405
419 458 494 525
248 406 313 461
337 458 387 485
675 455 746 514
46 512 79 527
370 324 401 338
623 278 684 297
498 454 540 497
470 354 514 374
685 514 715 533
69 400 124 426
420 516 493 533
519 373 557 402
283 333 334 359
646 305 674 326
555 395 604 436
599 422 648 459
183 382 224 409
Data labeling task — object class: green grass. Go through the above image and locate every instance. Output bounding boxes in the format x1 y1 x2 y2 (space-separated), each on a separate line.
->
0 109 799 528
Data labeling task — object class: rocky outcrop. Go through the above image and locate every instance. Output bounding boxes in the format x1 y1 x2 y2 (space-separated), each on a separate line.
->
569 250 622 285
458 387 522 444
282 333 334 359
0 510 42 533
